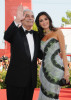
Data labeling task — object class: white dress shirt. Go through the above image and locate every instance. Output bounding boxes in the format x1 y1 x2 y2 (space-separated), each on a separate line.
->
22 27 34 60
14 21 34 61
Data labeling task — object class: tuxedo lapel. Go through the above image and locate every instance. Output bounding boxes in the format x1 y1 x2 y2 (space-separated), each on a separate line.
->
19 27 31 61
33 31 37 61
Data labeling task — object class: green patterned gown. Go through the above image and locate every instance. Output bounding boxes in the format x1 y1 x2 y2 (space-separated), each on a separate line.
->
38 38 64 100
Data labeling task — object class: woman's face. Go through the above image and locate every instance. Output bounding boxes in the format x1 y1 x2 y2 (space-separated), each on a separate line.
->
39 15 50 29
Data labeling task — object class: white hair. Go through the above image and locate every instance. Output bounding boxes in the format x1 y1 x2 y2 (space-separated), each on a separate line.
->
23 9 34 15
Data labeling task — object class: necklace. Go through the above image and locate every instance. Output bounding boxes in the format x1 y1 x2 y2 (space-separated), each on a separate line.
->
44 29 51 35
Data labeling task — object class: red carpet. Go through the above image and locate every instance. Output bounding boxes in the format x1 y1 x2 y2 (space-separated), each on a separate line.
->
0 88 71 100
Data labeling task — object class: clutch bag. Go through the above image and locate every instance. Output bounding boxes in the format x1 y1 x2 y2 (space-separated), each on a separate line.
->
59 78 70 86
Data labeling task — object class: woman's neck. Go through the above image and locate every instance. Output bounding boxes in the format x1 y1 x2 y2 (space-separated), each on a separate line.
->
44 28 51 35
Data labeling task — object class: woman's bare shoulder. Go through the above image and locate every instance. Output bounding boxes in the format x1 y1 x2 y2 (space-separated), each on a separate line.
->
55 28 63 36
55 28 62 33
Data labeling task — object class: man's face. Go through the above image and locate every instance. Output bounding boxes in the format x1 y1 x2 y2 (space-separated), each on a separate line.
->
21 11 34 29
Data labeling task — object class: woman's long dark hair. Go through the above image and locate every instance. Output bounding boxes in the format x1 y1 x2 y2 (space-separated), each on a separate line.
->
35 11 58 40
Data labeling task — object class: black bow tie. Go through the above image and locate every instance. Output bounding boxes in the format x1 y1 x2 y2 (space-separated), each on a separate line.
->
25 30 33 34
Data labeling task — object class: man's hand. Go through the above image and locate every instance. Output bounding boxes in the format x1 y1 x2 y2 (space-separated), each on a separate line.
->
15 5 25 24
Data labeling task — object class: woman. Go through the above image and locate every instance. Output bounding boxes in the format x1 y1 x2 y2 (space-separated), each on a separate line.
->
35 12 69 100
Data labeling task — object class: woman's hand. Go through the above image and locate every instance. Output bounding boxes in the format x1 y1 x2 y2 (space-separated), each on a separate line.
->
59 52 62 59
64 68 70 83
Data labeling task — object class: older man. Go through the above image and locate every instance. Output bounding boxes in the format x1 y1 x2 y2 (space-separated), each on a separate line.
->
4 5 42 100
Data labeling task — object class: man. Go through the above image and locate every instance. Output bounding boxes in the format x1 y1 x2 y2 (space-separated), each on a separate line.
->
4 5 42 100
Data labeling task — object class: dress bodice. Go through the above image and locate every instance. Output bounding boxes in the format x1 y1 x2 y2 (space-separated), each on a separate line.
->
41 38 60 53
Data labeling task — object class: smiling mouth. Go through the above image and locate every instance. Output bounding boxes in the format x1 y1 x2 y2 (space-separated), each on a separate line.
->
27 21 33 24
43 25 47 26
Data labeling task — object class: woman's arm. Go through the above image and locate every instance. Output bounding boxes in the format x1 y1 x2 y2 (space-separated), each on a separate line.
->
57 29 70 83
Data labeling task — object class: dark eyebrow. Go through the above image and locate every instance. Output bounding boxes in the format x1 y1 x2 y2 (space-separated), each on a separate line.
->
25 14 29 16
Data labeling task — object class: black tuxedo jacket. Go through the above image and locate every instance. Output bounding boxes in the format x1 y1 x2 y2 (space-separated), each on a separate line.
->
4 22 42 88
